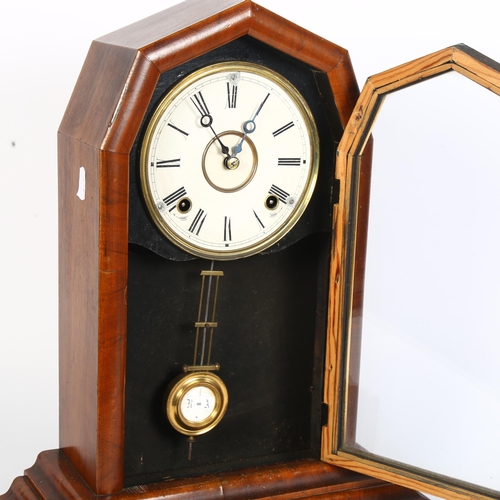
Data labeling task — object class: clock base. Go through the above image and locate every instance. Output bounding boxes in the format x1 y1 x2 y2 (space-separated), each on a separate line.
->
2 450 424 500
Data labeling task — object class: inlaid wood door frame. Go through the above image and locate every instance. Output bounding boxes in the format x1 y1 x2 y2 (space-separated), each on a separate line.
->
323 44 500 500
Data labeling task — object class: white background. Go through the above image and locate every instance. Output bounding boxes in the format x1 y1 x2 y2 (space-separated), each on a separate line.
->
0 0 499 496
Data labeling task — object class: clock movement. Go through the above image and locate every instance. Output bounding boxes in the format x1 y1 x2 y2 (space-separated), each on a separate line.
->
6 1 496 500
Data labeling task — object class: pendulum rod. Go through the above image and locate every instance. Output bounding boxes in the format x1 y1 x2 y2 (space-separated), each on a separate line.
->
191 262 223 370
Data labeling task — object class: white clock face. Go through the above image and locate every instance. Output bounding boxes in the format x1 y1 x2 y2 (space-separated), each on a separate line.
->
141 62 319 259
180 385 216 424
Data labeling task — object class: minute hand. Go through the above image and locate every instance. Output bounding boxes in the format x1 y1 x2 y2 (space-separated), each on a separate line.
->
233 93 270 156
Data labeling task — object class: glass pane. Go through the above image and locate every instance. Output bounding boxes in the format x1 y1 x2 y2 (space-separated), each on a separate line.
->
344 70 500 494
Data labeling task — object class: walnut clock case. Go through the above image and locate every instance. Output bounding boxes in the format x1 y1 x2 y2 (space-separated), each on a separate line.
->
2 1 424 499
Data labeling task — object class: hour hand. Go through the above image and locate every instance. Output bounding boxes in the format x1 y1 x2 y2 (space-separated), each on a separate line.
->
233 120 257 155
191 94 230 157
208 124 230 157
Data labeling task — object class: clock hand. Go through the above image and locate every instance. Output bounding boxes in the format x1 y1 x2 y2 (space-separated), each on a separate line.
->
191 94 231 157
207 124 230 157
233 93 270 156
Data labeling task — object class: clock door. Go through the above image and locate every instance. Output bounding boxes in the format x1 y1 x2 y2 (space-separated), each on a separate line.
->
324 44 500 500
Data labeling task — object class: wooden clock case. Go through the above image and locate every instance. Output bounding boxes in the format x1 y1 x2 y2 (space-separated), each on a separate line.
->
2 1 423 499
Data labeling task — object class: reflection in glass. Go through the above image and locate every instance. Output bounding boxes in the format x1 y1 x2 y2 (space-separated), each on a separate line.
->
346 71 500 493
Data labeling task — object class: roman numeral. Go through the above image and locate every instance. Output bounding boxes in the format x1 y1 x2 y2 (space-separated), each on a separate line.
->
156 158 180 168
191 91 210 116
224 216 232 241
272 121 294 137
163 186 187 207
168 122 189 137
253 210 265 229
227 82 237 108
277 158 301 166
269 184 290 204
189 209 206 235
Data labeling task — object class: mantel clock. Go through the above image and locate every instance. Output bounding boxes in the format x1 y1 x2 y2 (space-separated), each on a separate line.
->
4 2 409 498
4 1 498 500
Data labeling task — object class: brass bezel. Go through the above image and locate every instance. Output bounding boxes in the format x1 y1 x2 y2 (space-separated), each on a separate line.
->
140 61 319 260
165 371 229 436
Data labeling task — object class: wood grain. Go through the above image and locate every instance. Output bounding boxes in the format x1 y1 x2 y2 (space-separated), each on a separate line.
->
58 133 101 486
4 450 423 500
0 477 41 500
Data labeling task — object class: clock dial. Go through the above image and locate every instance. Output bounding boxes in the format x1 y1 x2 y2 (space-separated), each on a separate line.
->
141 62 319 260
